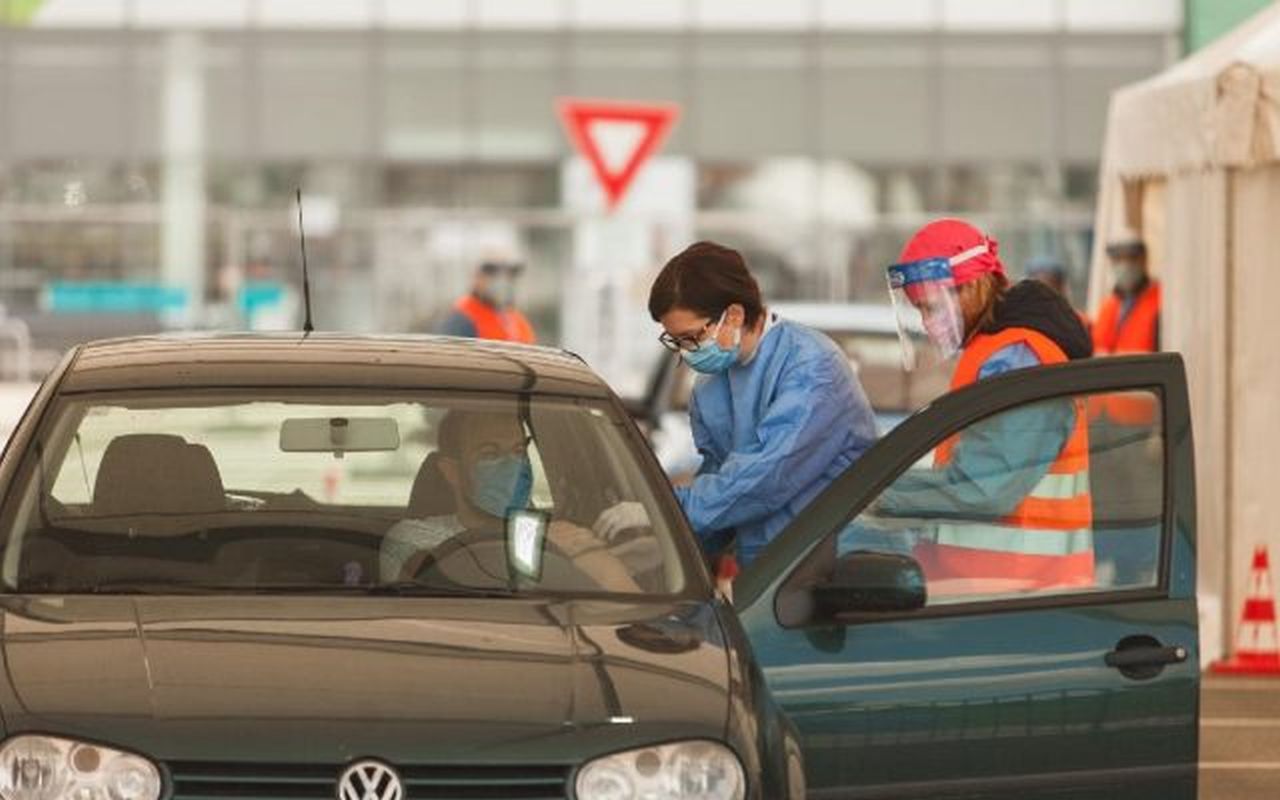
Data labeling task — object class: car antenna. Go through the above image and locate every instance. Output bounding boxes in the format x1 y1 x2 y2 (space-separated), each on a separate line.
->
296 188 315 338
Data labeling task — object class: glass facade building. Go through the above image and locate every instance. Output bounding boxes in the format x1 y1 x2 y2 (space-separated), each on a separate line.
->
0 0 1180 384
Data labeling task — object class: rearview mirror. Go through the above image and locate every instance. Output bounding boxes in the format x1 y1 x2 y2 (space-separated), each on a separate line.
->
813 550 927 619
507 509 548 581
279 417 400 456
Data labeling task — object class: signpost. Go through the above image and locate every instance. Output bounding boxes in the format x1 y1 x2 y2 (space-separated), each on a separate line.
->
557 99 680 212
557 98 690 402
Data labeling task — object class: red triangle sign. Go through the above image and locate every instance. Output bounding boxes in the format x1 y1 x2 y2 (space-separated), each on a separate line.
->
558 99 680 211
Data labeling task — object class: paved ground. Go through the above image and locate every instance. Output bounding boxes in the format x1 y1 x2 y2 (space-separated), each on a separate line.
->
1201 674 1280 798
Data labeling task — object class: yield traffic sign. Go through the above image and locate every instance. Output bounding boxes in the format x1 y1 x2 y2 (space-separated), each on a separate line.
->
557 99 680 211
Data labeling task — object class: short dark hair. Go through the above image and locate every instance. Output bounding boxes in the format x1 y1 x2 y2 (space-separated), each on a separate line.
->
436 409 518 459
648 241 764 326
436 409 469 459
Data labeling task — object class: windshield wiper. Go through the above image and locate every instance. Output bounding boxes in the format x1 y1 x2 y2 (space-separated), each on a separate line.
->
52 581 236 595
179 581 524 598
38 580 526 598
362 581 523 599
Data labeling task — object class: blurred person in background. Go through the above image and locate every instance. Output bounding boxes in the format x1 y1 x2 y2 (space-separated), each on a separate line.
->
619 241 876 570
877 219 1095 592
1093 232 1160 356
1087 233 1163 585
436 259 536 344
1025 254 1089 330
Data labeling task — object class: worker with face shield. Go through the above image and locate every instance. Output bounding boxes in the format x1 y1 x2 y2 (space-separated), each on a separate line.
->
875 218 1097 592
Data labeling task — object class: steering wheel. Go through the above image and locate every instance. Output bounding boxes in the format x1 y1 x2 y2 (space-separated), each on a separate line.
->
409 525 584 588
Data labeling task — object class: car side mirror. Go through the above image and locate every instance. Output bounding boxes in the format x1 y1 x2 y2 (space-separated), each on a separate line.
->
813 550 927 619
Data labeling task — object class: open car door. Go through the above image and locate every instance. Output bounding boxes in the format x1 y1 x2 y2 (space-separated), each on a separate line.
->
735 354 1198 800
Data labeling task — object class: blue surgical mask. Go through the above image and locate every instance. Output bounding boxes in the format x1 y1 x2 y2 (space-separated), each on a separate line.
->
490 276 517 307
681 312 741 375
469 455 533 518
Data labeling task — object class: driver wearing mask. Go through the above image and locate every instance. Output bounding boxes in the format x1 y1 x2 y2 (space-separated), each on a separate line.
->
381 409 637 591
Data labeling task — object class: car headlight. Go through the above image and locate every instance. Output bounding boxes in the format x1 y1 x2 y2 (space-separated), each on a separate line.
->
0 735 162 800
575 740 745 800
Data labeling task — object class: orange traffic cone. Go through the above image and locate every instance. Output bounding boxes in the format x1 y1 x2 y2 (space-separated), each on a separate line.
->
1212 545 1280 676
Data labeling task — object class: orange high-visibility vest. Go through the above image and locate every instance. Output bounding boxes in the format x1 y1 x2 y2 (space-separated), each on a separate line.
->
1091 281 1160 425
914 327 1095 592
454 295 535 344
1093 281 1159 355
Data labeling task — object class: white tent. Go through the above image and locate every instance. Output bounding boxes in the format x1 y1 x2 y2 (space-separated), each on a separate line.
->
1089 2 1280 664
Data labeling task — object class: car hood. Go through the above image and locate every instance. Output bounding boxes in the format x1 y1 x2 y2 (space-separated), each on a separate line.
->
0 595 731 764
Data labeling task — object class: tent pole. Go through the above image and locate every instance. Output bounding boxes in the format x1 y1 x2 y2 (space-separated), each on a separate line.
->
1221 166 1236 661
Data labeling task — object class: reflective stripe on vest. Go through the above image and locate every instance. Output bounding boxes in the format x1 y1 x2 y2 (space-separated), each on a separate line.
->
919 327 1094 589
455 295 535 344
936 523 1092 557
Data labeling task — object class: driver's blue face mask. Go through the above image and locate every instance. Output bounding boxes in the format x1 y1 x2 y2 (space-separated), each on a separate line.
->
469 454 533 518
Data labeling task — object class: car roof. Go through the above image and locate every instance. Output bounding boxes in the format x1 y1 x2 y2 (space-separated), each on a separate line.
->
772 302 899 335
57 333 612 397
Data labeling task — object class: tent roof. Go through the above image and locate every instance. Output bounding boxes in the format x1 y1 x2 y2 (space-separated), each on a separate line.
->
1106 2 1280 178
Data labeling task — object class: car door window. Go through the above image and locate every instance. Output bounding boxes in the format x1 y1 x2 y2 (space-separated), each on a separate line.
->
833 388 1164 606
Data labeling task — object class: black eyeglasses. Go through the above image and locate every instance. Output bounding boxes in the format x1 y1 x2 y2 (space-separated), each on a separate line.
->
657 316 717 353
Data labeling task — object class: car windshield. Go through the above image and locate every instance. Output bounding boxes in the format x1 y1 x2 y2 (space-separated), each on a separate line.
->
0 390 690 597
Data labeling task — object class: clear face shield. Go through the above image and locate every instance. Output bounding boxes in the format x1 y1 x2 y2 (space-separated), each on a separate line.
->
886 257 965 371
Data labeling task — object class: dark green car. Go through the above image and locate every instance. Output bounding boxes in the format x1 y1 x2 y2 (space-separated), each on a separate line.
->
0 335 1197 800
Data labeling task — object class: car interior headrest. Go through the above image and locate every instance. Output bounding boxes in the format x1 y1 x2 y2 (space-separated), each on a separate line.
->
407 452 456 518
92 433 226 516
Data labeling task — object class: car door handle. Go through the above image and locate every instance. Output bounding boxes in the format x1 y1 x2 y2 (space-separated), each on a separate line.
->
1105 645 1187 669
1104 635 1188 680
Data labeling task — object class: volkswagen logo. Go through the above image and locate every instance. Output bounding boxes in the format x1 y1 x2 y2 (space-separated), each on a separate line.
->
337 759 403 800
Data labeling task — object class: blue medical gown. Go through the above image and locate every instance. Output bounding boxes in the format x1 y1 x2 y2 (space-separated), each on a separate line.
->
673 319 877 566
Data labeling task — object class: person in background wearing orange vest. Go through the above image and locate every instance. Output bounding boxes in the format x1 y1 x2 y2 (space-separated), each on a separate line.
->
1088 231 1160 433
875 219 1095 595
1093 233 1159 356
1088 233 1162 586
436 260 536 344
